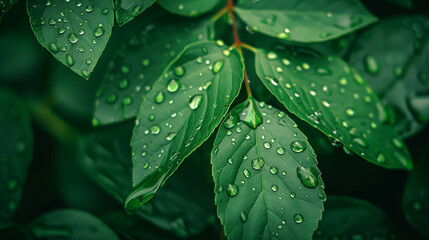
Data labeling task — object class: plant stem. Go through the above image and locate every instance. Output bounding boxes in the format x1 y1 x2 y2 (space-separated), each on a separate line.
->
227 0 252 97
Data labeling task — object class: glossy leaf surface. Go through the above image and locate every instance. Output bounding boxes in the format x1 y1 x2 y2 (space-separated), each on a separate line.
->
348 15 429 137
213 98 325 240
27 0 114 79
94 17 215 125
115 0 155 26
314 196 396 239
0 88 33 224
0 0 17 22
29 209 119 240
235 0 377 42
126 41 244 212
255 46 412 169
157 0 221 17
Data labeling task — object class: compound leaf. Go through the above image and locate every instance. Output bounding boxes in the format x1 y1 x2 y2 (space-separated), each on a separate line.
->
314 196 397 239
0 88 33 224
0 0 18 22
27 0 114 79
125 41 244 212
115 0 155 26
94 16 214 125
28 209 119 240
213 98 325 240
348 15 429 137
157 0 222 17
235 0 377 42
255 46 412 170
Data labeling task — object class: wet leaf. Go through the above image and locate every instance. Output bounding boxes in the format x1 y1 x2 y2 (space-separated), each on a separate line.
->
0 88 33 224
126 41 244 212
314 196 396 239
348 15 429 137
255 45 412 170
27 0 115 79
157 0 222 17
235 0 377 42
94 16 215 125
115 0 155 26
0 0 17 22
28 209 119 240
212 98 325 240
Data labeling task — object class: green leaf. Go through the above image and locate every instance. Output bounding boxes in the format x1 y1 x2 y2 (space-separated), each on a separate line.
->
79 122 215 237
385 0 413 9
0 0 18 22
157 0 221 17
314 196 396 239
27 0 115 79
126 41 244 212
0 88 33 224
115 0 155 26
348 15 429 137
235 0 377 42
402 153 429 238
254 46 412 170
28 209 119 240
94 16 215 125
212 98 325 240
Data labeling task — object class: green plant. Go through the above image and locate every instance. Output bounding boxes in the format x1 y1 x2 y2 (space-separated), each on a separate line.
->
1 0 429 239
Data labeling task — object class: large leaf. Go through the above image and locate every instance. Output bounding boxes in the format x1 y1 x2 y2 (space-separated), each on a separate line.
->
79 121 215 237
254 45 412 170
27 0 114 79
0 0 17 22
115 0 155 26
125 41 244 212
0 88 33 224
213 98 325 240
93 16 215 125
28 209 119 240
314 196 397 239
157 0 221 17
402 152 429 238
348 15 429 137
234 0 377 42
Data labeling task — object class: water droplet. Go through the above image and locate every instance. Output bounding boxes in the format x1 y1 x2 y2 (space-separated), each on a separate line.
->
85 4 94 12
251 158 265 170
213 60 224 74
316 68 332 75
65 54 74 67
155 91 165 103
353 138 368 148
174 66 185 76
226 184 238 197
166 133 177 141
264 142 271 149
118 78 129 89
48 42 59 53
240 212 247 222
276 147 285 155
364 56 380 75
189 95 203 110
290 141 306 153
266 51 278 60
271 184 278 192
239 97 263 129
345 108 355 116
106 93 117 104
376 152 386 164
269 166 278 175
294 214 303 224
101 8 110 15
392 138 403 148
296 166 319 188
339 77 348 86
167 79 180 92
123 97 132 106
243 169 251 178
68 33 78 43
321 100 331 108
151 126 160 135
94 27 105 37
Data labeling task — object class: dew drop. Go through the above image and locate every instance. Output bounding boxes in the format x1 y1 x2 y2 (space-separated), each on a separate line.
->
213 60 224 74
166 133 177 141
167 79 180 93
155 91 165 103
271 184 278 192
65 54 74 67
240 212 247 222
226 184 238 197
48 43 59 53
364 56 380 75
243 169 251 178
290 141 306 153
345 108 355 116
189 95 203 110
85 4 94 12
264 142 271 149
294 214 303 224
353 138 368 148
296 166 319 188
251 158 265 170
269 166 278 175
151 126 160 135
174 66 185 77
376 152 386 164
94 27 105 37
266 51 278 60
276 147 285 155
68 33 78 44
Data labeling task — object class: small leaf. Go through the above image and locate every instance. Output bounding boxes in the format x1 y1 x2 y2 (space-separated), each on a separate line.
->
402 153 429 238
28 209 119 240
255 46 412 169
27 0 115 79
94 16 215 125
348 15 429 137
0 0 18 22
314 196 397 239
213 98 325 240
235 0 377 42
0 88 33 224
157 0 222 17
115 0 155 26
125 41 244 212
